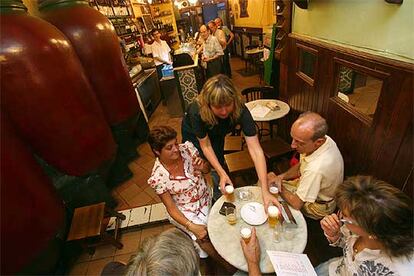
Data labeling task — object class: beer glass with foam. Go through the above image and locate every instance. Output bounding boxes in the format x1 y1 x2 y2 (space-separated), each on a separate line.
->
268 206 280 228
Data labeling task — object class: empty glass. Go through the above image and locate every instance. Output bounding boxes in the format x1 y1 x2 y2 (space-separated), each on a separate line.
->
225 206 237 225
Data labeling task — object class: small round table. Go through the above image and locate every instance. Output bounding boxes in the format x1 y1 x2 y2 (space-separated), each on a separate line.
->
207 186 307 273
245 99 290 139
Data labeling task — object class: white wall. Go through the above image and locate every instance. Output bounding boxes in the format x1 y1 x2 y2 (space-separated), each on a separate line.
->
292 0 414 61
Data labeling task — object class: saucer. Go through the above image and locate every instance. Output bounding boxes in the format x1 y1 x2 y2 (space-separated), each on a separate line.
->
240 202 268 226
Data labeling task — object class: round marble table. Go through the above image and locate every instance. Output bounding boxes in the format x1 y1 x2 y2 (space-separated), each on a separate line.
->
207 186 307 273
245 99 290 122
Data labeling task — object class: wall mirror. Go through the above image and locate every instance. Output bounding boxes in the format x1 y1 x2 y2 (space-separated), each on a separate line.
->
336 65 383 117
298 47 317 81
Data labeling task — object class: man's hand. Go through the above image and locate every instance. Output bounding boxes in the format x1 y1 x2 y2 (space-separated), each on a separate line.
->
202 56 209 62
267 172 283 192
189 223 208 241
240 228 260 266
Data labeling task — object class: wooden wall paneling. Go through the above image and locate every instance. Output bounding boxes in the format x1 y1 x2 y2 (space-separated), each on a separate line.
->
326 98 371 176
283 34 413 193
367 74 413 189
402 168 413 197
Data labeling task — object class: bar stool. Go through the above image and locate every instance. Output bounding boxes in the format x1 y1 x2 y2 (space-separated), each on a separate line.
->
67 202 126 254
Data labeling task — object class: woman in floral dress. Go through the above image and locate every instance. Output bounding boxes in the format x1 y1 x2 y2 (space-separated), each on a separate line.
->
147 125 234 272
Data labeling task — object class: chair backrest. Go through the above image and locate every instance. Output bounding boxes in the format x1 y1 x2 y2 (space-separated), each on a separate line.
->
241 86 274 102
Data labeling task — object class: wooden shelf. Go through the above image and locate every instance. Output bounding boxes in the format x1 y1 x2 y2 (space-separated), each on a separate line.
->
153 14 173 19
150 1 172 5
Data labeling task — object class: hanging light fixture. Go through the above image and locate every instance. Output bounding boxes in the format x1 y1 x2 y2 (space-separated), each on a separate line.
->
188 0 197 4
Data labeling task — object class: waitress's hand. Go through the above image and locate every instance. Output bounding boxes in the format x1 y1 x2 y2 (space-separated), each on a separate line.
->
262 191 282 214
189 223 208 241
219 173 233 194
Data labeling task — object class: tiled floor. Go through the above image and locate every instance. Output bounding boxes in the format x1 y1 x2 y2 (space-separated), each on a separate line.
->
67 57 262 275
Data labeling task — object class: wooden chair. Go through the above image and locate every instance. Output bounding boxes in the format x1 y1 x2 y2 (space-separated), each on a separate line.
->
241 86 274 102
224 150 255 182
67 202 126 254
260 137 294 171
241 86 276 139
224 135 243 153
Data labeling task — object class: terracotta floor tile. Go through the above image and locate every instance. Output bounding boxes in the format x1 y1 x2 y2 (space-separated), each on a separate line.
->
144 185 158 200
163 223 175 230
115 179 137 193
85 257 114 275
118 182 142 202
115 230 141 256
133 153 154 167
90 244 116 260
68 261 89 275
137 143 153 156
140 159 156 173
126 190 154 208
113 253 134 265
133 173 151 190
140 224 165 245
76 251 93 263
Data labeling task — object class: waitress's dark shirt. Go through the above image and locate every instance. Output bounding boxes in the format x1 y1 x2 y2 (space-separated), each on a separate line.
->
181 102 257 165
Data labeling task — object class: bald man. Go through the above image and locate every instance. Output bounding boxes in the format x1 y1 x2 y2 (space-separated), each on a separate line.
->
199 24 223 79
268 112 344 220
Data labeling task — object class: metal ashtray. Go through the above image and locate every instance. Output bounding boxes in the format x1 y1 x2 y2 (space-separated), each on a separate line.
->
237 189 253 201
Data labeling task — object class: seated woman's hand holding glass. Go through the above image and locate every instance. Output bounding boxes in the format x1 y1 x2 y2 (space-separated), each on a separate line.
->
316 176 413 276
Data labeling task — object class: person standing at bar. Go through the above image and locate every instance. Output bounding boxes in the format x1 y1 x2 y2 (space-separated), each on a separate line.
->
215 17 234 77
150 29 172 79
199 25 223 79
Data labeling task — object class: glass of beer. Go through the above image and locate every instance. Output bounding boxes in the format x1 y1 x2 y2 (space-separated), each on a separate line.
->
225 184 235 202
268 206 280 228
269 182 279 195
225 206 237 225
240 227 252 243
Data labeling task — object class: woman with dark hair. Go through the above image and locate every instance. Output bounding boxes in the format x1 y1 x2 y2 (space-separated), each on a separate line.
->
147 126 211 258
316 175 413 275
181 74 278 210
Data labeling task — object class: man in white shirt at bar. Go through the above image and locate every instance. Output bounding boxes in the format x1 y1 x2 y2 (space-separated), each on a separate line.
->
150 29 172 79
215 17 234 77
268 112 344 220
199 24 223 79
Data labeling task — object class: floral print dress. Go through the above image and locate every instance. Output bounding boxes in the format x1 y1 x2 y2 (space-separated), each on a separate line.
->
327 226 413 275
147 141 212 239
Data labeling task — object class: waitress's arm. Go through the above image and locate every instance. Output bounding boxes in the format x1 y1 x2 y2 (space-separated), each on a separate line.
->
198 135 233 192
245 135 281 211
159 192 207 240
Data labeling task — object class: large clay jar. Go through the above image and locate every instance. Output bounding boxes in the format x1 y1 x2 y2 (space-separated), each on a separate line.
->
1 112 65 275
0 0 117 207
39 0 144 184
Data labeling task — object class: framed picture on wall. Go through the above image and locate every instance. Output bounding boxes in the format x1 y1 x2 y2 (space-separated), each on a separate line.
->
239 0 248 17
